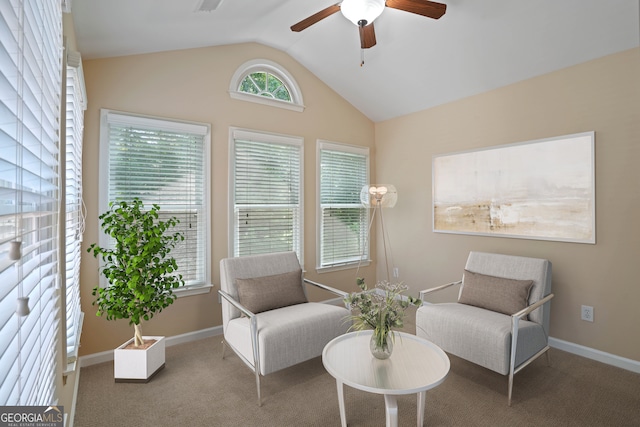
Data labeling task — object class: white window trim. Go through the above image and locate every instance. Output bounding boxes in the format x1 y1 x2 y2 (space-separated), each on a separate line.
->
98 109 213 297
229 59 305 112
62 52 87 376
228 127 305 264
316 140 370 273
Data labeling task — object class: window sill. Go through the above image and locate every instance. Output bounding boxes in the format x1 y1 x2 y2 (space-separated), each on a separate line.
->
174 283 214 298
63 312 84 378
229 91 305 112
316 260 371 274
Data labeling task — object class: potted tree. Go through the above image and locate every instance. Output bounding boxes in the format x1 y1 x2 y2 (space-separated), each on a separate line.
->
88 198 185 382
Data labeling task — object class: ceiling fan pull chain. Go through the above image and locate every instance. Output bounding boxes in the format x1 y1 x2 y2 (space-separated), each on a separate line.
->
361 48 365 67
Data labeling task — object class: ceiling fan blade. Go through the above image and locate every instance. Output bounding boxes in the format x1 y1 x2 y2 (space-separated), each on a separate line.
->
359 22 377 49
291 4 341 32
385 0 447 19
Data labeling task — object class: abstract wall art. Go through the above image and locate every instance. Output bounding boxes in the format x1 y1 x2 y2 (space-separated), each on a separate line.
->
433 132 595 243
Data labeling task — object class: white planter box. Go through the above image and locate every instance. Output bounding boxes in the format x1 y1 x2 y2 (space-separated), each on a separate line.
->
114 335 165 382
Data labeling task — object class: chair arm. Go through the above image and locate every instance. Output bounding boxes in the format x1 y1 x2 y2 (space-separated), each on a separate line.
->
218 289 261 378
509 293 555 379
512 293 555 320
419 280 462 300
303 278 349 299
218 289 257 319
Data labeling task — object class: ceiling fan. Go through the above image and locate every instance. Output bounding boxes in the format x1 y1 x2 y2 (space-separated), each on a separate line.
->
290 0 447 49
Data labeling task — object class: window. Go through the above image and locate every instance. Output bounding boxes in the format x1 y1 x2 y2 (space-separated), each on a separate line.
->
99 110 211 294
239 71 291 101
62 53 87 373
229 59 305 112
0 0 62 405
230 128 303 262
317 141 369 270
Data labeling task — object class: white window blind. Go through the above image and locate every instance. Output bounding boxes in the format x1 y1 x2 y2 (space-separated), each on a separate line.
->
100 110 210 289
230 129 303 261
318 141 369 269
63 62 86 371
0 0 62 406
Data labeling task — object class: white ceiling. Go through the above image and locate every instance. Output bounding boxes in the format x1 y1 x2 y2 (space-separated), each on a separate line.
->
71 0 639 122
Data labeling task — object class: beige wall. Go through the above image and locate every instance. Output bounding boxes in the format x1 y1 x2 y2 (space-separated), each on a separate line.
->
375 48 640 361
79 43 375 356
80 41 640 362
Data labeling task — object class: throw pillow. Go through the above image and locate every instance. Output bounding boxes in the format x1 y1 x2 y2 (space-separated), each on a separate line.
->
236 269 307 314
458 269 533 316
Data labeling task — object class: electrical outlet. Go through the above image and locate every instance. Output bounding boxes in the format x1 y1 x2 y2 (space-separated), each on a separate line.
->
581 305 594 322
393 267 399 278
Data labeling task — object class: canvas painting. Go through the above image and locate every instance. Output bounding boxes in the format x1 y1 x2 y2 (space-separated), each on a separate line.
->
433 132 595 243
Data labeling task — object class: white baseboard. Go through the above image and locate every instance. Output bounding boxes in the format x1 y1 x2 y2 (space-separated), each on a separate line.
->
165 325 223 347
79 325 223 368
324 296 347 306
549 337 640 374
66 357 82 427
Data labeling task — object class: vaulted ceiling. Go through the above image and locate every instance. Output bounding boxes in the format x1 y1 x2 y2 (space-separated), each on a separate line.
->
72 0 639 122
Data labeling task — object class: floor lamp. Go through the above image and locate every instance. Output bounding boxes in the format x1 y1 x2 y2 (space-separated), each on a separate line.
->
360 184 397 281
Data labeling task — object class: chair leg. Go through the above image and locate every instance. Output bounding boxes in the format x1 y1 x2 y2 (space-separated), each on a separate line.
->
508 346 552 406
249 315 262 406
508 371 514 407
255 369 262 407
220 338 262 406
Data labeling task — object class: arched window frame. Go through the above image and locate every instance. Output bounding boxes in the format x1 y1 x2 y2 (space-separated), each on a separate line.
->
229 59 305 112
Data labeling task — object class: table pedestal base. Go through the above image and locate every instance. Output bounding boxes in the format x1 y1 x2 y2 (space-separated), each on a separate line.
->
336 381 427 427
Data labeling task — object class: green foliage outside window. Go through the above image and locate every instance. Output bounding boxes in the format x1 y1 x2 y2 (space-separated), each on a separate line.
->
239 71 292 101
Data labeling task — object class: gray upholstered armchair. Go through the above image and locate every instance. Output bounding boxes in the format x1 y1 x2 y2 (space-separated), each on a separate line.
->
415 251 554 405
218 251 351 406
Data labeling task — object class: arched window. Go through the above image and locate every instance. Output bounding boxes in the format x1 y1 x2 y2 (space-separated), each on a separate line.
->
229 59 304 112
240 70 291 101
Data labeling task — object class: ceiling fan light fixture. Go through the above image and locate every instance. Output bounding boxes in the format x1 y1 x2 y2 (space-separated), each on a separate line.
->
341 0 385 27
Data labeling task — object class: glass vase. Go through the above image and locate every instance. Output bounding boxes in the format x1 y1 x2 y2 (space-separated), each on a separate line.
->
369 331 393 359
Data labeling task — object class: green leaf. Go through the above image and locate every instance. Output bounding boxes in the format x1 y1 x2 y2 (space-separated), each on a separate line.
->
88 198 185 331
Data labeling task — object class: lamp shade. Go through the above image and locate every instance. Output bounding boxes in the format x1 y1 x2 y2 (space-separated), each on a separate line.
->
360 184 397 208
341 0 385 26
